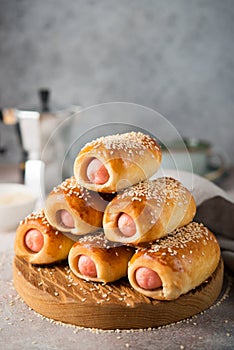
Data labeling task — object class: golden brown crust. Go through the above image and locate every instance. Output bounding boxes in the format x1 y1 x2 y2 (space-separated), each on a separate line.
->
103 177 196 245
68 232 135 283
44 177 106 235
128 222 221 300
14 210 74 265
73 131 162 193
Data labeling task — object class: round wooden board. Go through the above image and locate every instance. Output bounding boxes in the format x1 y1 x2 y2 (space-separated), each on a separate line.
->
13 256 224 330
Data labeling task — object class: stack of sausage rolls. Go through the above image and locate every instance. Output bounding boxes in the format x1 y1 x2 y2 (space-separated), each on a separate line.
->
14 131 221 301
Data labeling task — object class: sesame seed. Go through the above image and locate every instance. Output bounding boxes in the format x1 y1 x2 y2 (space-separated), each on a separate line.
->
142 222 211 256
119 177 191 206
19 209 65 240
76 231 125 249
52 176 92 202
82 132 160 157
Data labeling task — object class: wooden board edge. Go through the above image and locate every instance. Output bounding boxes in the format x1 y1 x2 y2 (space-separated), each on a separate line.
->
13 257 224 330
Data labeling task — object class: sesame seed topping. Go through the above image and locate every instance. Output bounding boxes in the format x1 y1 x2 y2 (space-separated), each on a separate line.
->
82 131 160 157
140 222 211 256
118 177 190 206
76 231 124 249
52 176 91 201
20 209 50 228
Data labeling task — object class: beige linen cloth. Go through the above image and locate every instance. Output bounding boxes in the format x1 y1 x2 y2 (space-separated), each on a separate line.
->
153 169 234 273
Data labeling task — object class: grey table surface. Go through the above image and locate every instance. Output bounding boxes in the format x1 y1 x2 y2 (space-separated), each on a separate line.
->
0 169 234 350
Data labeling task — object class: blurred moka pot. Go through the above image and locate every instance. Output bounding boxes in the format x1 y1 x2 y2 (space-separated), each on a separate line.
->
161 137 227 181
0 89 81 196
38 89 81 194
0 107 45 203
38 88 81 149
0 108 41 181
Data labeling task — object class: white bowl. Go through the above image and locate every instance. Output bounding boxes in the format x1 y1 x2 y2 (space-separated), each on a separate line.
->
0 183 37 232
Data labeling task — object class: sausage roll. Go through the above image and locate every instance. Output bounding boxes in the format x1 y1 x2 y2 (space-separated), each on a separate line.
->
14 210 74 265
128 222 221 300
45 177 106 236
73 131 162 193
103 177 196 245
68 231 135 283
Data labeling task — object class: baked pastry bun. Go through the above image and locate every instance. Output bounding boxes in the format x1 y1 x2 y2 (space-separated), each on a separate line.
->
73 131 162 193
103 177 196 245
14 210 74 265
68 231 134 283
128 222 221 300
45 177 106 236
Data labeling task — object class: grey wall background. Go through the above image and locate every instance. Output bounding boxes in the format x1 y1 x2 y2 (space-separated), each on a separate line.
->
0 0 234 164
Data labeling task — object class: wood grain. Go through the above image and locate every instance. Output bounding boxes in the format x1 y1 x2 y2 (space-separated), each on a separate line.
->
13 256 224 330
